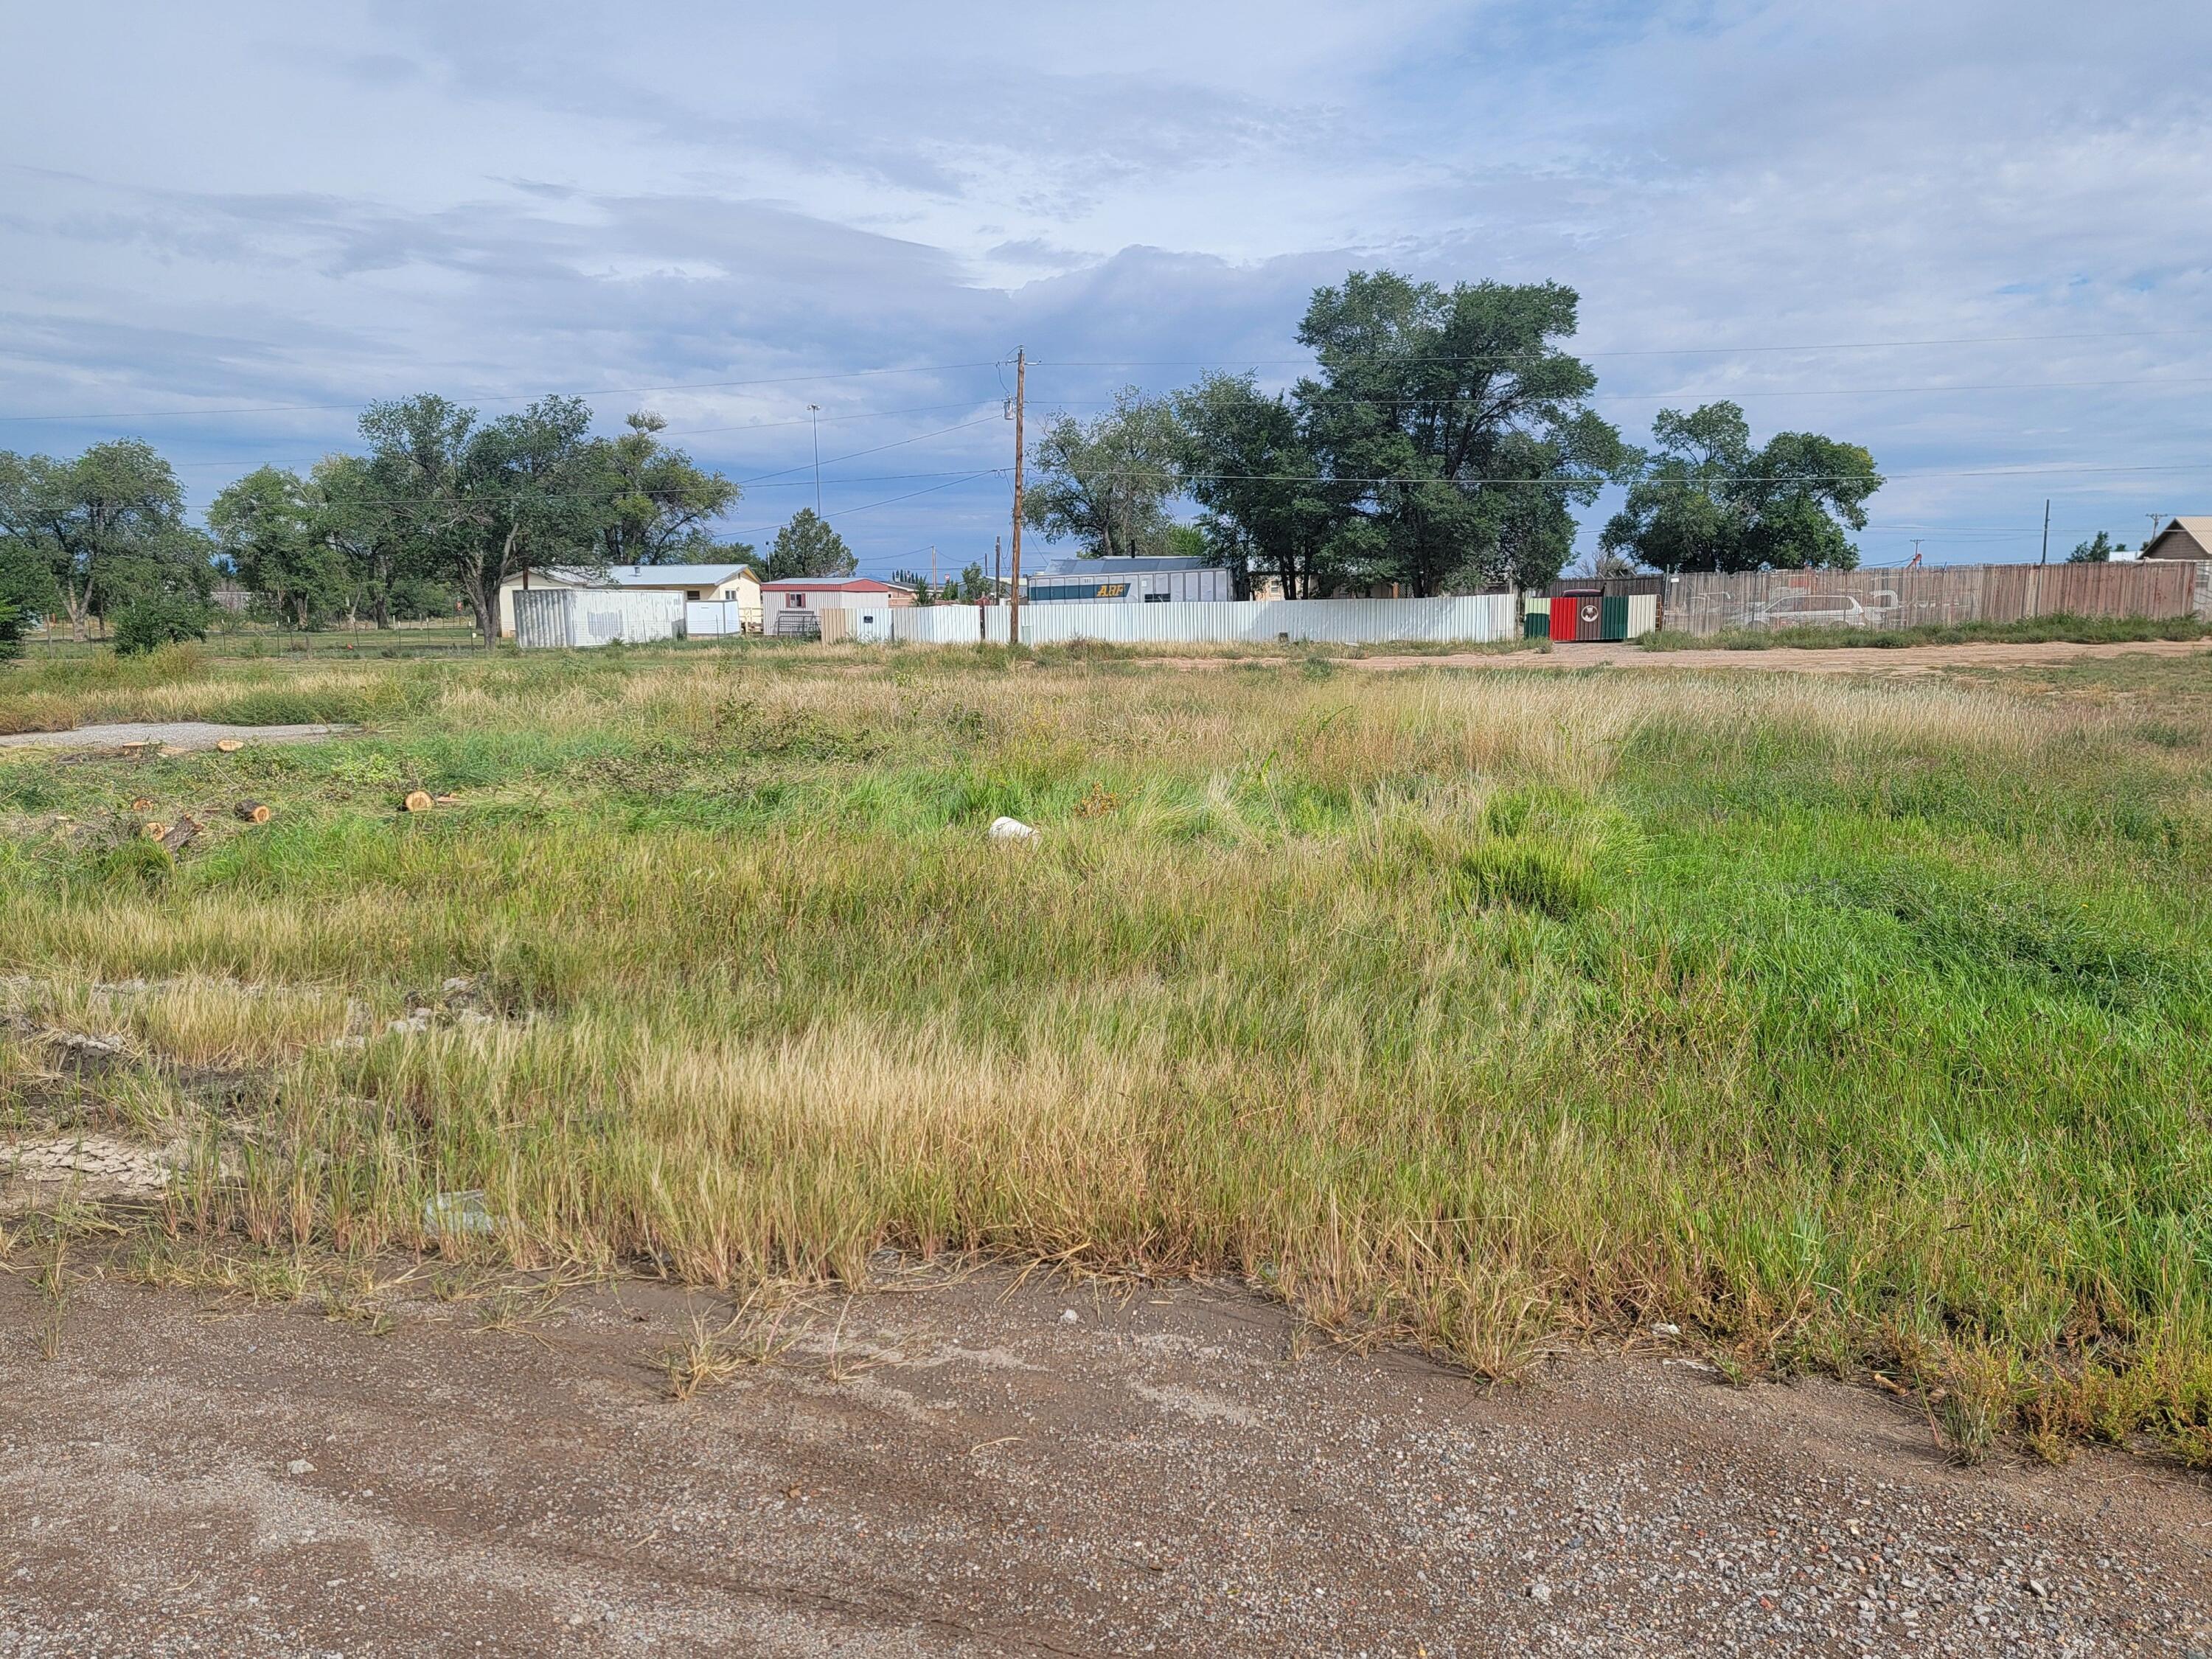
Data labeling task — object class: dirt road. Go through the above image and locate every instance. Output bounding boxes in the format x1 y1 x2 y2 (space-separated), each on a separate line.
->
1344 638 2212 675
1336 637 2212 677
4 1263 2208 1657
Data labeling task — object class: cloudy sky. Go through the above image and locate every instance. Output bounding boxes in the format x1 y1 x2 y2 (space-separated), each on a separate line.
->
2 0 2206 573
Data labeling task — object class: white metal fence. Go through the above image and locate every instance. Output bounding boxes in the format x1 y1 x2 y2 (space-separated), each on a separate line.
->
515 588 685 649
891 594 1519 648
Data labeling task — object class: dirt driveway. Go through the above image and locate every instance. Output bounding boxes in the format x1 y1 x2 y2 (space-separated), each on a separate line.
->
1344 638 2212 675
3 1263 2208 1657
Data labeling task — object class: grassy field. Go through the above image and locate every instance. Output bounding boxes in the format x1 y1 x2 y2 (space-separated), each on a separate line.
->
1639 612 2212 652
3 638 2211 1463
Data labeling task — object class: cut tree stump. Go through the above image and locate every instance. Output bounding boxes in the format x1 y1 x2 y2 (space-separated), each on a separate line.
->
403 790 434 813
131 796 153 812
234 801 272 824
140 821 170 841
157 816 201 853
215 739 244 753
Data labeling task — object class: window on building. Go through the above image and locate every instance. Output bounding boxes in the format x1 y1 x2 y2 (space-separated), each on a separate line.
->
1143 591 1171 602
786 593 806 608
686 590 701 600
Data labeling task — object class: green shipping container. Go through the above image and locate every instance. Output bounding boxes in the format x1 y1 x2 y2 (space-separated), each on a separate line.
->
1524 612 1550 640
1599 594 1630 641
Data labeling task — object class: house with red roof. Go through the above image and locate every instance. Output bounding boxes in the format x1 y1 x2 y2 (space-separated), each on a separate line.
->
758 574 915 638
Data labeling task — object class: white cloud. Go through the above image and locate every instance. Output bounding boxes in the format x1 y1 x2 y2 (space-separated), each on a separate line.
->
0 0 2204 566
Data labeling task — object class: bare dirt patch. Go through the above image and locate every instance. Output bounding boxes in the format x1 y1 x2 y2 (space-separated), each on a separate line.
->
0 720 351 753
1352 638 2212 675
2 1265 2207 1656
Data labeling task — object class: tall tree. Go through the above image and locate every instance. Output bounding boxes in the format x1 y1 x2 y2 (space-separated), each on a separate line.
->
765 509 855 579
594 411 740 568
360 394 608 649
209 465 349 628
1599 401 1880 572
309 451 415 627
1295 272 1627 595
0 439 207 641
1174 372 1340 598
1023 389 1187 560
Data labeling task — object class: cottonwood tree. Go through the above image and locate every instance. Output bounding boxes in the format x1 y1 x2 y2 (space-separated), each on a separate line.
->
361 394 608 649
0 439 210 641
765 508 855 579
1175 372 1340 598
1295 272 1627 595
209 465 349 628
1600 401 1881 573
594 411 740 568
1023 389 1187 560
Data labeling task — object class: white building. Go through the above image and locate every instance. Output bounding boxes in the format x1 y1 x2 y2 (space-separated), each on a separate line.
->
1026 556 1233 604
498 563 759 639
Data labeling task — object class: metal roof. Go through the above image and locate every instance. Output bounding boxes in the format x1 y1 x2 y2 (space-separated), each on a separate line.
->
545 563 756 587
758 575 913 591
2143 518 2212 558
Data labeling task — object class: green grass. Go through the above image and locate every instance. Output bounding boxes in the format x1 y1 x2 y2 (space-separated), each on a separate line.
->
5 644 2212 1461
1640 612 2212 651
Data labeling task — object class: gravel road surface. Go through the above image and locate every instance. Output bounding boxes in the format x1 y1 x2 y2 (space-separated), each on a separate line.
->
0 721 350 751
3 1263 2208 1656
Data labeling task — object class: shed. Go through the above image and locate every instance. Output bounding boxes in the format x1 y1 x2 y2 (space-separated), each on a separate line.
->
512 588 685 649
498 563 759 639
2140 518 2212 562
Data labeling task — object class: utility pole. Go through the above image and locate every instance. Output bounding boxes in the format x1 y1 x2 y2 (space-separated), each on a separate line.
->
929 544 937 595
2039 498 2051 566
1008 348 1026 649
994 534 1002 603
809 405 823 515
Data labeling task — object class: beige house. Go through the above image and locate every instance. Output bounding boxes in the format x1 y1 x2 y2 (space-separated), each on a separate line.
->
498 563 759 639
2140 518 2212 562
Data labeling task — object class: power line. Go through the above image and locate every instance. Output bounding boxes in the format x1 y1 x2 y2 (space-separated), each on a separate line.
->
735 415 1004 486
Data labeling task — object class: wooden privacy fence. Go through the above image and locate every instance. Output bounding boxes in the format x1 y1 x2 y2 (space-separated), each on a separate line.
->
1656 562 2206 636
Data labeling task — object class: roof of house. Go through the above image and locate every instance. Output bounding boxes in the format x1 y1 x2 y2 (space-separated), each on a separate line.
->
758 575 912 591
534 563 757 588
2142 518 2212 558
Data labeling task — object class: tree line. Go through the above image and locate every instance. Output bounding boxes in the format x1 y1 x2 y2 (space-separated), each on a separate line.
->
1 265 1905 657
1023 269 1887 596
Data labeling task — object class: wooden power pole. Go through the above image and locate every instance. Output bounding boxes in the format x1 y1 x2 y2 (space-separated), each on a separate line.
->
2039 498 2051 566
993 535 1002 602
1008 348 1026 649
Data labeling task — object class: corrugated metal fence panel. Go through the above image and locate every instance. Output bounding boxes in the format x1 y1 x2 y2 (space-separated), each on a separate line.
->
889 596 1519 647
516 588 684 648
1625 594 1658 637
512 588 574 649
686 599 742 636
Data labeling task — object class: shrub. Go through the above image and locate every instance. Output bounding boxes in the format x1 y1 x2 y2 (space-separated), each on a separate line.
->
111 594 212 655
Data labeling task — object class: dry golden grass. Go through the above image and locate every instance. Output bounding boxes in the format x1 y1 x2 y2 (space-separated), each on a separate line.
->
4 643 2210 1461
